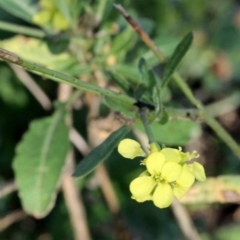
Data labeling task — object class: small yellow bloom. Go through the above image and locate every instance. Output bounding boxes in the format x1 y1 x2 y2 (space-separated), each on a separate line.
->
118 139 146 159
118 138 206 209
130 153 183 208
32 0 69 31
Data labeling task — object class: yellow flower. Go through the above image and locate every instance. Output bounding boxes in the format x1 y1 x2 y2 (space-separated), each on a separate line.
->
118 139 206 209
130 152 183 208
118 139 146 159
32 0 69 31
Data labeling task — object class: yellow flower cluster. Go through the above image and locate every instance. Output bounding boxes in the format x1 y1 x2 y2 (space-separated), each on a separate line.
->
118 139 206 208
32 0 69 31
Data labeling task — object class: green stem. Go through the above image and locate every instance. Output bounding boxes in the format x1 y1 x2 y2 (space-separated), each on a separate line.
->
95 0 110 24
139 107 156 144
0 21 72 41
173 73 202 108
0 20 46 38
0 48 135 106
173 74 240 158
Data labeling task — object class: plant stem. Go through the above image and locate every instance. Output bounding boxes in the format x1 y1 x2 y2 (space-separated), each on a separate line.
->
139 107 156 144
0 20 46 38
115 4 240 160
0 48 135 106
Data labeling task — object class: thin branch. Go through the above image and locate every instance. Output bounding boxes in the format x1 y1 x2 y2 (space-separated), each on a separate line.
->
58 83 91 240
113 4 165 62
10 63 52 110
0 181 17 198
70 127 90 156
0 48 135 106
0 210 27 231
0 20 73 41
0 20 45 38
172 199 201 240
62 152 91 240
95 164 120 214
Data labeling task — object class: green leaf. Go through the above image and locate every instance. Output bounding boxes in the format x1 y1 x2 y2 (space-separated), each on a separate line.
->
0 0 37 22
12 108 70 218
147 69 159 90
158 109 169 125
107 71 131 93
73 126 130 178
136 119 201 145
134 83 147 100
110 25 135 54
0 36 79 72
140 37 180 68
104 96 137 119
138 58 148 83
138 58 156 90
110 64 139 83
46 36 70 54
162 32 193 88
95 0 113 24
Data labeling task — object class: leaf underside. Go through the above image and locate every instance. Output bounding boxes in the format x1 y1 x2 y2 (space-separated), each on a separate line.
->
13 109 70 218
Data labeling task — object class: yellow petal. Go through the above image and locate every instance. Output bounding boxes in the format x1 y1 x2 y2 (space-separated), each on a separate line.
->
130 176 155 198
173 185 190 199
52 12 69 30
153 182 173 208
132 195 152 202
138 170 150 177
191 162 206 181
176 164 195 188
173 165 195 199
161 148 181 162
32 10 52 25
161 162 182 182
118 139 145 159
146 152 166 175
149 142 160 153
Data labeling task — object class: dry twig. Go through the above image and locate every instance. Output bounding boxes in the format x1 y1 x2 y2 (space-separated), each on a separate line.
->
0 181 17 198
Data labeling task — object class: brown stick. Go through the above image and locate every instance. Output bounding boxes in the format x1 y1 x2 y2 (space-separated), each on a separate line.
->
58 83 91 240
172 198 201 240
113 4 165 62
0 181 17 198
62 152 91 240
0 210 27 231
